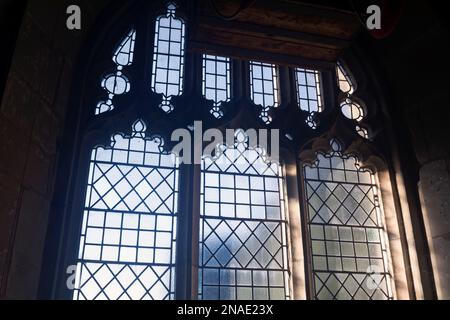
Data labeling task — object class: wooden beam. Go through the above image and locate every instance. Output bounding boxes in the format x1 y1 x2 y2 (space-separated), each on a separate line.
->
191 0 362 64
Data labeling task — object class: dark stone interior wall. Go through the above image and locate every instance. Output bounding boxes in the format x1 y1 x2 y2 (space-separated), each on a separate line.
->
0 0 108 299
0 0 27 99
357 1 450 298
0 0 449 299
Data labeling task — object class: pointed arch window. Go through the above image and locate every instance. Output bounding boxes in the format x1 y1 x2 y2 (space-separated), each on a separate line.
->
47 0 415 302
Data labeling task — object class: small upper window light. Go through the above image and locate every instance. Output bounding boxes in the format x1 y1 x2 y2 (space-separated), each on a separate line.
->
337 62 355 95
151 2 186 113
250 61 280 125
202 54 231 119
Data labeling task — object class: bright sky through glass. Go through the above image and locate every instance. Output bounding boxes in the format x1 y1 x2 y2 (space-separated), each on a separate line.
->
250 62 280 124
304 141 392 300
203 54 231 119
73 120 179 300
199 132 291 300
151 3 185 113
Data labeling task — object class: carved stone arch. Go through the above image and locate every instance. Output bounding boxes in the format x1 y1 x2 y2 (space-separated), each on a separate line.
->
299 136 386 171
90 119 177 159
297 116 388 172
345 139 388 172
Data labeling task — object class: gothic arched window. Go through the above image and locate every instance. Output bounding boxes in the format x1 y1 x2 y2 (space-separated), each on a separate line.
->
46 0 416 302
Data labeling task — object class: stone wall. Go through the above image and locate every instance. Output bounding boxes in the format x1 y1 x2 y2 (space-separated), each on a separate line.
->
0 0 108 299
360 1 450 299
419 161 450 298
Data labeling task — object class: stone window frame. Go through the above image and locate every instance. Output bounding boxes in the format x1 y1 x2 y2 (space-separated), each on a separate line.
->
38 0 429 300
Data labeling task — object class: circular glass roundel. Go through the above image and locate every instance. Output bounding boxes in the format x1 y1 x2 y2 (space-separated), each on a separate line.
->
340 99 364 122
102 74 130 95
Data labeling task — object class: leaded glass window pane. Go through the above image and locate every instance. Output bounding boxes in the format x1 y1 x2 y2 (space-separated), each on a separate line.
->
295 68 322 113
303 141 392 300
73 120 179 300
295 68 323 129
250 62 280 125
356 126 369 139
202 54 231 119
96 29 136 115
151 3 185 113
337 62 355 95
336 63 370 139
340 99 365 122
199 131 290 300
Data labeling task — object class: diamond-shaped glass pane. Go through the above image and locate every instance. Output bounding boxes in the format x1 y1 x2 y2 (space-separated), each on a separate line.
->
304 148 392 300
199 134 290 300
73 120 178 300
